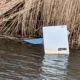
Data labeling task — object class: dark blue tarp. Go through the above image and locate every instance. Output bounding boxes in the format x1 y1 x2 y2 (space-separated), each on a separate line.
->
24 38 43 44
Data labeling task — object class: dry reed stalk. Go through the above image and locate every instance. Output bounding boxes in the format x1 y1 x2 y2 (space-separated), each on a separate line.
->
0 0 23 16
0 0 80 48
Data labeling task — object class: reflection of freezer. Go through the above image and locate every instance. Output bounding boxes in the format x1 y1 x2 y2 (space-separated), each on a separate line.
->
42 54 68 80
43 25 69 54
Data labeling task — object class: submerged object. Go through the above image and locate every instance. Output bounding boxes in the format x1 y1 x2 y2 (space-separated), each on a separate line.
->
43 25 69 54
24 25 69 54
24 38 43 44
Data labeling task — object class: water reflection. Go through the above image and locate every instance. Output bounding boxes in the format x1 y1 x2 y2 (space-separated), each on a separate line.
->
41 54 69 80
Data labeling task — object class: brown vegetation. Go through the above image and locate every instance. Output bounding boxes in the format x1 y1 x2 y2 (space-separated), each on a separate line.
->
0 0 80 48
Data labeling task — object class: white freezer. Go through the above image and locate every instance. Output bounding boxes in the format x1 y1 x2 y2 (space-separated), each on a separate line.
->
43 25 69 54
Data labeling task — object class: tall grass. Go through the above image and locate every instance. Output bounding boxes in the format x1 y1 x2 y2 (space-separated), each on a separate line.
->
0 0 80 48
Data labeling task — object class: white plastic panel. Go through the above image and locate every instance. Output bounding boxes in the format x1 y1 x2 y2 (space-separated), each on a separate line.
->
43 25 69 54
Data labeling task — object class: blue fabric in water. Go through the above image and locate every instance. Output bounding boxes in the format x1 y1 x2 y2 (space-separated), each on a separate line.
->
24 38 43 44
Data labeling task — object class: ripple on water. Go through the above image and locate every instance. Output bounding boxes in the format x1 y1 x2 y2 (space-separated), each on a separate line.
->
0 39 80 80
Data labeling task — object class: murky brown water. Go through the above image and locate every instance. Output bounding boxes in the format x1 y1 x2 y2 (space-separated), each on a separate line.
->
0 39 80 80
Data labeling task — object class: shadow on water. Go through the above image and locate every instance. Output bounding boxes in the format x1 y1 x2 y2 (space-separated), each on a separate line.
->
66 49 80 80
0 39 80 80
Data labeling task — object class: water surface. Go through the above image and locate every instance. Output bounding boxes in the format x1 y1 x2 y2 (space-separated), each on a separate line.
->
0 39 80 80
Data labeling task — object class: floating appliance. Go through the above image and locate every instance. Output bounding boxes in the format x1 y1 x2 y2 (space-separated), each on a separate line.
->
43 25 69 54
24 25 69 54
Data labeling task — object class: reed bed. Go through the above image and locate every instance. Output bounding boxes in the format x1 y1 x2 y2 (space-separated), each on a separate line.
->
0 0 80 48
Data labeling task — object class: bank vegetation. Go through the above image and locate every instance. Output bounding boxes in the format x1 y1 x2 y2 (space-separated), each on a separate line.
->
0 0 80 48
